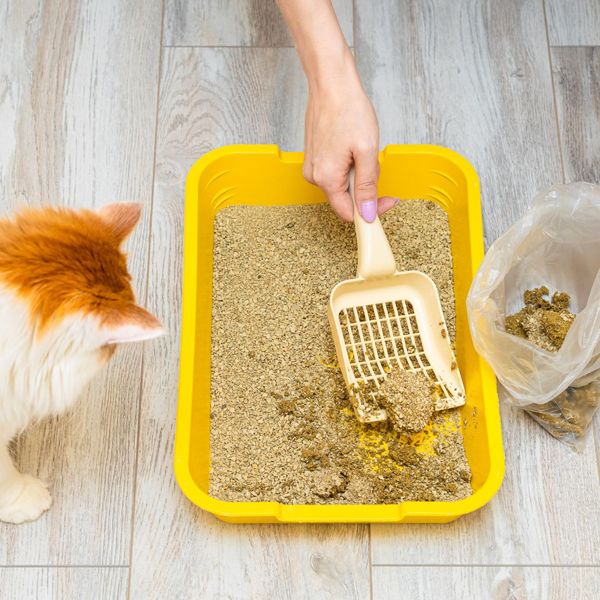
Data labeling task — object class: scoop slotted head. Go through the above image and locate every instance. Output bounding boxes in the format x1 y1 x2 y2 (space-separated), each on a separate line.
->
327 171 465 423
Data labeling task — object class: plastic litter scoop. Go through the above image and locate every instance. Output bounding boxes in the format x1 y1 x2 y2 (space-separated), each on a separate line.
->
327 170 466 423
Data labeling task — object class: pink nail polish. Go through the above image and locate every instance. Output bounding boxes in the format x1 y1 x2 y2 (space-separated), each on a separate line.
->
360 200 377 223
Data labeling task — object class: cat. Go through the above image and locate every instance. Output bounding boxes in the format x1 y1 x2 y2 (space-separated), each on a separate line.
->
0 202 163 524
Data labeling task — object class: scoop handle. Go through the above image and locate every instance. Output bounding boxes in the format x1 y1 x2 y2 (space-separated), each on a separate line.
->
349 168 397 279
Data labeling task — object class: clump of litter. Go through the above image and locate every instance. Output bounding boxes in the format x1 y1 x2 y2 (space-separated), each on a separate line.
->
505 286 575 352
527 382 600 443
378 368 434 433
505 286 599 445
347 379 387 422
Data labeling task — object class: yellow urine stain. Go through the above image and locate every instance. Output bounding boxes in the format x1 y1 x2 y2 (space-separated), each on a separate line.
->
336 392 462 474
409 415 459 455
356 412 460 472
360 429 389 454
317 355 339 370
358 430 390 472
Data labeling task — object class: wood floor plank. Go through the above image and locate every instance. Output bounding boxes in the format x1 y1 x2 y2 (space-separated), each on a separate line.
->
355 0 600 565
128 47 370 599
551 47 600 183
163 0 353 47
372 566 600 600
545 0 600 46
356 0 561 246
551 44 600 511
0 0 162 564
0 568 127 600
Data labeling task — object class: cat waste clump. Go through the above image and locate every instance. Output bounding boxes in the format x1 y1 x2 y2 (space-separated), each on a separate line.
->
210 201 472 504
505 286 575 352
378 368 435 433
505 286 599 443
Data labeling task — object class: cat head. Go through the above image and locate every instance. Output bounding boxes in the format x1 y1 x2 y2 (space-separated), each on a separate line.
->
0 202 164 347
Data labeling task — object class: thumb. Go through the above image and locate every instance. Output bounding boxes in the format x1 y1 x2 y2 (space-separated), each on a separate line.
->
353 149 380 223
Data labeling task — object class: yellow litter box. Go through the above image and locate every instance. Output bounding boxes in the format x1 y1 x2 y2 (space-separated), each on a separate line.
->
175 144 504 523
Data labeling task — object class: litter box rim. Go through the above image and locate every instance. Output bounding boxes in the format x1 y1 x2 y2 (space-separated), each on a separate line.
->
175 143 505 524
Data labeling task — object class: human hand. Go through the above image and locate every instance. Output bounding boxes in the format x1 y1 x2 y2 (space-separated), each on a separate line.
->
303 78 398 222
276 0 397 222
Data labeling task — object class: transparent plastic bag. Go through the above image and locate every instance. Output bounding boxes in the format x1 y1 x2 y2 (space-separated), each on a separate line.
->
467 182 600 450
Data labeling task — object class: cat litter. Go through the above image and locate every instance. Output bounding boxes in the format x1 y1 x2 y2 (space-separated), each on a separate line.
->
209 201 472 504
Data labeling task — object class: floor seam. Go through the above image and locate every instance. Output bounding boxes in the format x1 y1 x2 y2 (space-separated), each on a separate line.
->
0 566 129 569
371 564 600 568
125 1 166 598
161 44 354 50
548 44 600 49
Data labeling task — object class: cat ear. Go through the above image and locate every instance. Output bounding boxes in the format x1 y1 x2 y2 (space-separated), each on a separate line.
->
97 202 142 243
102 305 165 345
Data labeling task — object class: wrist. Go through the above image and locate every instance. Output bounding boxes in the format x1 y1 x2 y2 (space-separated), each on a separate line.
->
308 46 362 98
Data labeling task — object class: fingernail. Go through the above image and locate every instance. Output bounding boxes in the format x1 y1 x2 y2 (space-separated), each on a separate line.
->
394 197 400 205
360 200 377 223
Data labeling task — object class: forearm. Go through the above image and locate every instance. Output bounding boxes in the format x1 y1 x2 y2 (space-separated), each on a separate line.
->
277 0 390 222
276 0 359 92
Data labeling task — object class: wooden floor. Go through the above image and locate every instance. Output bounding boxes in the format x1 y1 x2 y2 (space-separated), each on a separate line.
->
0 1 599 598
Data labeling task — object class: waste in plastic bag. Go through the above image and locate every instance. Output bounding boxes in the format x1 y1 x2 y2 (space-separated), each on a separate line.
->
467 182 600 451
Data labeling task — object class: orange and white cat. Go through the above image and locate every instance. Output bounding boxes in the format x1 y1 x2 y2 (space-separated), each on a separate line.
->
0 202 163 523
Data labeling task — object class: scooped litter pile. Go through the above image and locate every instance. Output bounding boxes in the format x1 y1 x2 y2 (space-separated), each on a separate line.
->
378 368 435 433
209 202 472 504
505 286 575 352
505 286 598 444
